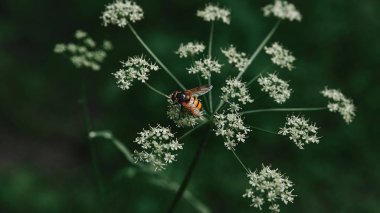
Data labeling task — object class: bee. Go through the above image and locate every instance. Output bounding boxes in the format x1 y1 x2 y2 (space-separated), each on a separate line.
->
170 85 213 117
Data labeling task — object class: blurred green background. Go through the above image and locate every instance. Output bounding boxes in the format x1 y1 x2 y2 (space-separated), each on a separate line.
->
1 0 379 212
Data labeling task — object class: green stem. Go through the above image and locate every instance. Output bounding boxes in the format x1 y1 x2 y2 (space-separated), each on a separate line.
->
250 126 280 135
214 100 225 114
208 22 214 113
127 24 186 90
247 72 262 86
208 22 214 58
179 121 209 141
242 107 327 114
167 129 211 213
231 149 249 173
237 20 281 80
80 74 105 196
208 77 213 113
197 75 210 112
144 82 168 98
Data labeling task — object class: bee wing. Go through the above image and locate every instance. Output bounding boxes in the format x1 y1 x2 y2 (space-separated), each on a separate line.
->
181 102 202 117
188 85 213 97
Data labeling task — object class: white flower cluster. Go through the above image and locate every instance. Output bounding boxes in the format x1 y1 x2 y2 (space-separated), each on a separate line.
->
197 3 231 24
278 115 320 149
175 41 205 58
321 87 355 124
221 45 249 72
243 165 295 213
258 73 292 104
265 42 295 71
133 124 183 171
101 0 143 27
262 0 302 22
113 55 159 90
214 111 251 150
221 78 254 106
187 57 222 79
167 99 200 127
54 30 112 71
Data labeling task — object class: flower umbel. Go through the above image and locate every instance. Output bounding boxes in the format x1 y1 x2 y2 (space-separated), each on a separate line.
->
221 45 249 72
243 165 295 212
54 30 112 71
263 0 302 22
321 87 355 124
133 124 182 171
197 3 231 24
265 42 295 71
221 78 254 106
258 73 292 104
101 0 144 27
175 41 206 58
278 114 320 149
187 57 222 79
167 99 201 128
113 55 159 90
214 111 251 150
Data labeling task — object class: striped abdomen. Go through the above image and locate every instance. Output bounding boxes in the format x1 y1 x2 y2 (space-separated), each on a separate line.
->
190 96 202 110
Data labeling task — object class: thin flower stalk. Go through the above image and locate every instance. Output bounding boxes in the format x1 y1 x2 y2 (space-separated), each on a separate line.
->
145 82 168 98
242 107 327 115
167 129 211 213
236 20 281 80
208 22 215 113
127 24 186 90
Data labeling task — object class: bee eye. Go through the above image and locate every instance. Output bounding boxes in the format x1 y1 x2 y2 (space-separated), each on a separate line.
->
176 93 185 101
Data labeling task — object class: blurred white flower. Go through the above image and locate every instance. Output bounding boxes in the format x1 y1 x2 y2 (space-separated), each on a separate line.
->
221 78 254 106
103 40 113 51
54 30 112 71
262 0 302 22
54 44 66 53
258 73 292 104
221 45 249 72
214 111 251 150
175 41 205 58
167 99 201 128
187 57 222 79
197 3 231 24
133 124 182 171
243 165 295 212
321 87 355 124
75 30 88 39
265 42 295 71
278 114 320 149
113 55 159 90
101 0 144 27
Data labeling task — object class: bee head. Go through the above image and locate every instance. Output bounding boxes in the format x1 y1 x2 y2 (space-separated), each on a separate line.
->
171 91 186 103
176 92 186 102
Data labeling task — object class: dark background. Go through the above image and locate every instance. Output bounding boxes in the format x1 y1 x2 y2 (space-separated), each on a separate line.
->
0 0 379 212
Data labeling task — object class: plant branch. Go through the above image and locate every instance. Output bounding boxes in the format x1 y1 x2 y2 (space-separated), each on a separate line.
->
167 129 212 213
242 107 328 115
179 121 209 141
127 24 186 90
231 149 249 173
80 74 105 195
197 75 210 112
237 20 281 80
250 126 280 135
144 82 169 98
208 22 215 113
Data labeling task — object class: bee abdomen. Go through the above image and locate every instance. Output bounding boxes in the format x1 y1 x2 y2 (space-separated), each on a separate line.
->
192 97 202 110
197 101 202 110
